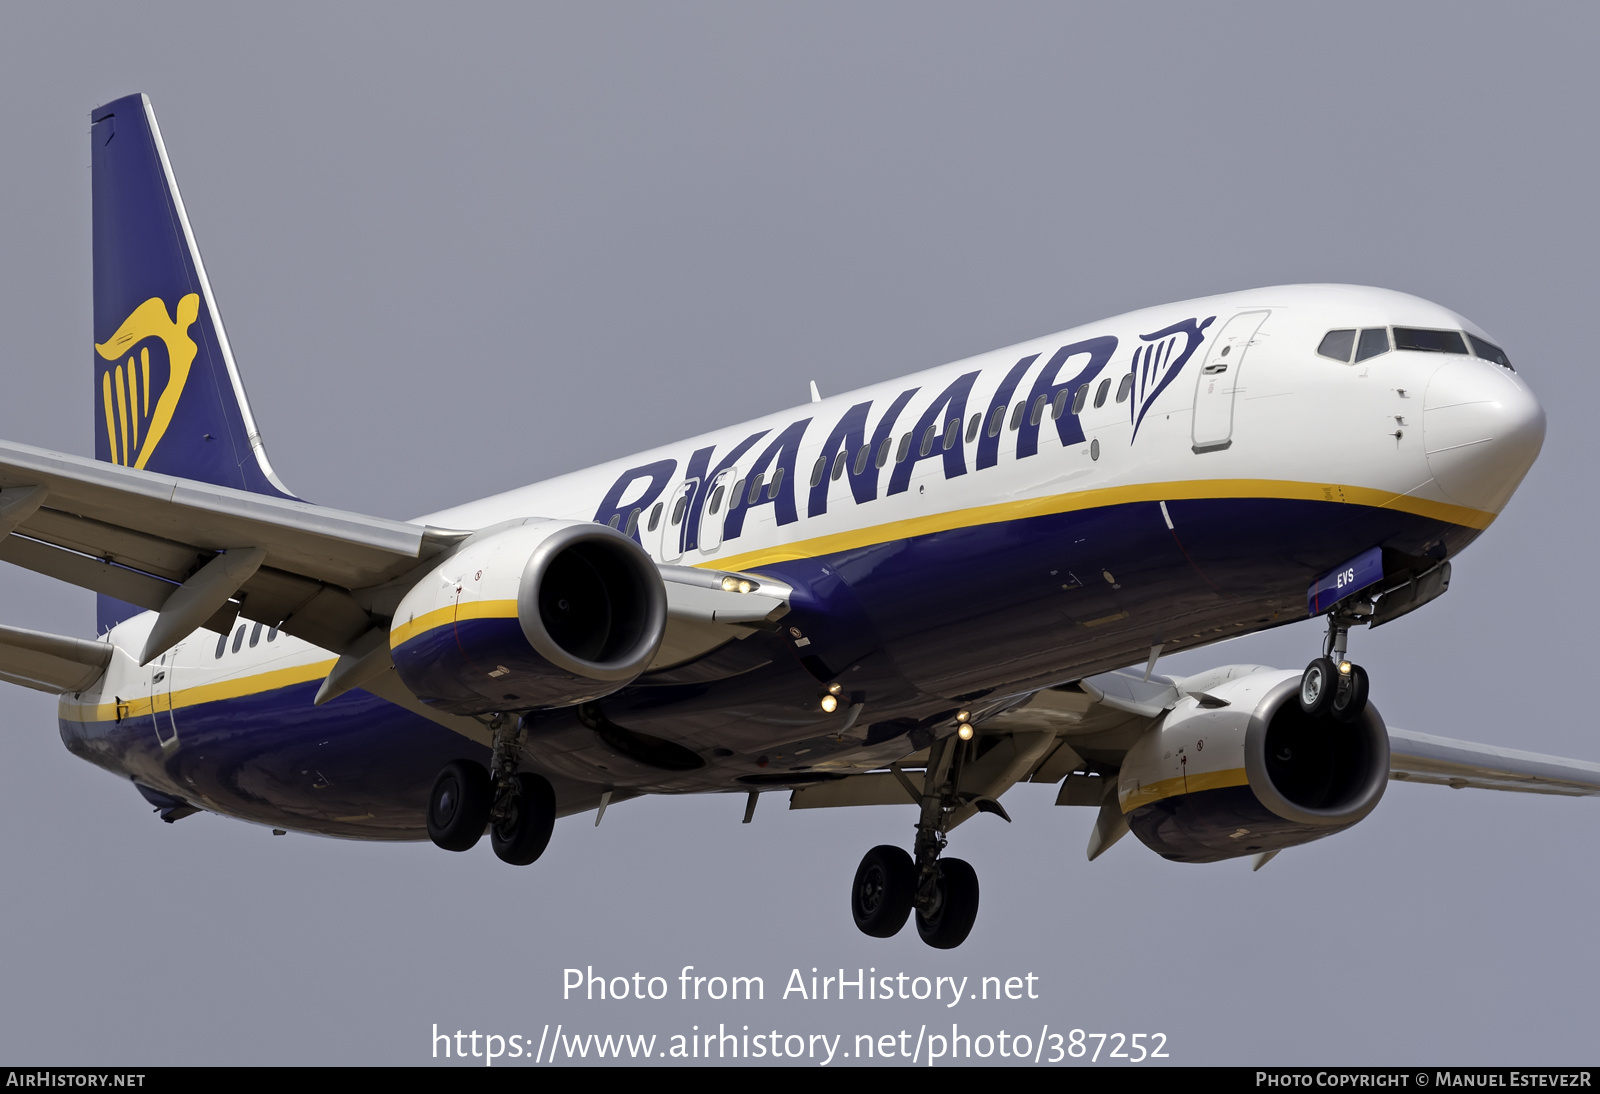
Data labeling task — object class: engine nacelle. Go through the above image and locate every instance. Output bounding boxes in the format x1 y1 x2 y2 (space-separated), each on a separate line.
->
390 520 667 715
1118 668 1390 862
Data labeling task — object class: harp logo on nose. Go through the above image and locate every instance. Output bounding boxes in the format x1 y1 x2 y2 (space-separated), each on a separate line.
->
94 293 200 468
1129 315 1215 443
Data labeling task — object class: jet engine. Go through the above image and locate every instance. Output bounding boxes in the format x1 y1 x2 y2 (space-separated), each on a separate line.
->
389 519 667 715
1118 669 1389 862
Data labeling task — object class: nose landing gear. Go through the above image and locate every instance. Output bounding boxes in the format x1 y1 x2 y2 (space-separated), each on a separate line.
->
849 733 982 949
1299 608 1371 722
426 716 556 865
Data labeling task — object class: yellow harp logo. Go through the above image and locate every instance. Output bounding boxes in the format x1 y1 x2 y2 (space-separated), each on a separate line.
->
94 293 199 468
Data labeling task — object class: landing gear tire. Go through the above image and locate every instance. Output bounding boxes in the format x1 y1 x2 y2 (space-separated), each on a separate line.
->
1299 657 1339 716
491 772 557 865
1331 663 1370 723
851 845 916 938
427 759 492 852
915 858 980 950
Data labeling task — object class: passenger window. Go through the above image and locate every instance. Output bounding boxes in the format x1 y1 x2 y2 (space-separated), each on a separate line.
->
1009 402 1025 431
1071 384 1090 414
875 437 892 468
231 624 246 654
267 626 279 642
896 432 912 462
1116 373 1133 403
709 486 725 514
1318 329 1356 363
1355 328 1390 363
831 452 847 481
1093 378 1111 408
1029 395 1047 426
647 502 663 532
607 514 620 528
986 404 1006 437
625 507 641 535
1393 328 1467 355
853 445 870 476
919 425 936 457
767 468 785 498
671 495 688 525
731 479 747 506
810 456 827 487
965 413 981 443
249 622 262 648
746 475 763 504
1467 334 1514 370
215 633 226 659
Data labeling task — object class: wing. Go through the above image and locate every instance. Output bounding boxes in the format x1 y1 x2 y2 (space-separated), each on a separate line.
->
0 438 468 653
0 438 792 710
1387 727 1600 796
788 669 1600 834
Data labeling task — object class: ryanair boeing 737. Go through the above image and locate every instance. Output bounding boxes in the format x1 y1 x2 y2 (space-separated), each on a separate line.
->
4 94 1593 948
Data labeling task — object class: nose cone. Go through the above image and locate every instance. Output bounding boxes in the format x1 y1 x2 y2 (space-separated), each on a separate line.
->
1422 362 1545 512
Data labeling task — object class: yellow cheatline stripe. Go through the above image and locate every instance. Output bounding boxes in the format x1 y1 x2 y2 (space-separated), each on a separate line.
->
140 346 150 417
388 599 519 649
1119 767 1251 814
101 372 117 463
707 478 1494 572
62 657 339 724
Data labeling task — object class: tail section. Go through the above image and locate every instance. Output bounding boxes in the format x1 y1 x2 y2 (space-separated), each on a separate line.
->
91 93 293 498
91 93 297 631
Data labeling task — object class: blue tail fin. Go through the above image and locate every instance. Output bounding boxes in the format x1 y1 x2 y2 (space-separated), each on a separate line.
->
91 93 297 630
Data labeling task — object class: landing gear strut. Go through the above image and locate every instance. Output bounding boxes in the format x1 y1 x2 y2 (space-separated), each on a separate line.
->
1300 609 1370 722
426 716 556 865
849 733 981 949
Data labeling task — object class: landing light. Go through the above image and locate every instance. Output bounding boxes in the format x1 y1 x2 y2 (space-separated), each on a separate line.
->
721 576 738 591
1339 661 1352 675
820 694 839 713
957 723 974 741
956 709 971 722
827 683 843 695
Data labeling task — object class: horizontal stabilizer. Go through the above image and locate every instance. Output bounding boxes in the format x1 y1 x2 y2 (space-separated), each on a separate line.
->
0 624 113 693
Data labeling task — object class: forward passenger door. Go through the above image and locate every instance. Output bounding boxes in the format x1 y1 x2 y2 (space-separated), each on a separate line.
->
1192 310 1270 452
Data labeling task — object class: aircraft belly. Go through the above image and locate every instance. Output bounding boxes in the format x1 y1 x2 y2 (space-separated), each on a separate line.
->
61 683 486 839
807 497 1476 698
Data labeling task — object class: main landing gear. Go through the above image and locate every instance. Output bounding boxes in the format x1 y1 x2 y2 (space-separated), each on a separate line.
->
1299 608 1371 722
426 717 556 865
849 733 982 949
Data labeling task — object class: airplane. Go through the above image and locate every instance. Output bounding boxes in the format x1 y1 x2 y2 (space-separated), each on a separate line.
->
3 91 1594 951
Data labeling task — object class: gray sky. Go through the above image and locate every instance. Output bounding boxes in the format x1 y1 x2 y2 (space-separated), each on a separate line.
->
0 1 1594 1066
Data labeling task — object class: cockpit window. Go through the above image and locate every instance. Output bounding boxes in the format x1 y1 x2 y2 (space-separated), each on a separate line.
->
1467 334 1514 371
1393 328 1467 355
1317 329 1356 362
1354 328 1390 363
